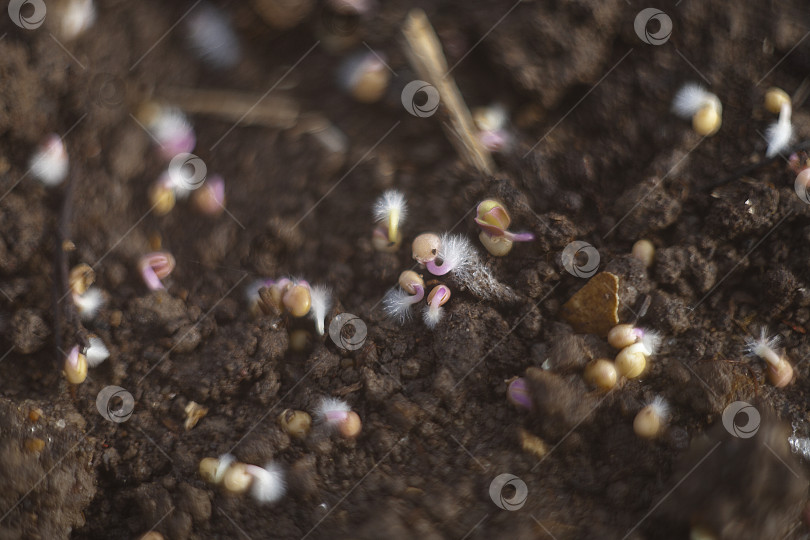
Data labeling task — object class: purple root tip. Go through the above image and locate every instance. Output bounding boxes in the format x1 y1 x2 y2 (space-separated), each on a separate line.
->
426 260 452 276
409 284 426 304
505 231 535 242
141 267 165 291
507 378 533 410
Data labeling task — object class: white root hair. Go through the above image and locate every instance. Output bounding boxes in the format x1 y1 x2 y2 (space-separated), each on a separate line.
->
373 189 407 224
247 463 286 503
383 288 416 324
672 83 720 118
308 285 332 335
422 303 443 329
85 336 110 367
765 102 793 158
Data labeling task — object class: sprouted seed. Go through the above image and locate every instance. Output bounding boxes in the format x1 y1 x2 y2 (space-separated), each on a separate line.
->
633 396 669 439
745 328 794 387
383 270 425 323
338 50 391 104
423 284 451 329
316 397 362 439
474 199 534 256
672 83 722 136
64 345 88 385
138 252 176 291
372 189 407 252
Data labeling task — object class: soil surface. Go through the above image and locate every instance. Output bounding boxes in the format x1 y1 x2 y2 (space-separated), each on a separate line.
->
2 1 810 539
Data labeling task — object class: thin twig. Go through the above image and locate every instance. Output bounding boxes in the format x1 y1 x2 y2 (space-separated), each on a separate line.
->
157 87 299 129
402 9 495 176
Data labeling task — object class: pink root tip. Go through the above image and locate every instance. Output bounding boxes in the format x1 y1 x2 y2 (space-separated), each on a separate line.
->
325 410 349 424
426 260 452 276
506 231 534 242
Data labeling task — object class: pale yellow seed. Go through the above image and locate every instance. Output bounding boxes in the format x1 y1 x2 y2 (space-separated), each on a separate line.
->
633 405 664 439
139 533 165 540
767 358 794 388
69 263 95 296
412 233 441 264
631 239 655 268
222 462 253 494
64 352 88 385
398 271 424 295
584 359 618 390
608 324 638 350
692 104 721 136
351 69 391 104
765 87 791 114
339 411 362 439
283 285 312 317
148 182 176 216
278 409 312 439
371 228 402 252
199 457 221 484
479 232 513 256
615 344 647 379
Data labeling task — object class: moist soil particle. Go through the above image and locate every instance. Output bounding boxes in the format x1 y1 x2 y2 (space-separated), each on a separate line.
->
2 1 810 539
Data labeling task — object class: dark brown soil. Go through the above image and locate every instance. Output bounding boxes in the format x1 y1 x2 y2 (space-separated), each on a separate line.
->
2 1 810 539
